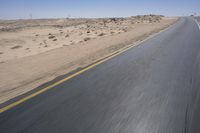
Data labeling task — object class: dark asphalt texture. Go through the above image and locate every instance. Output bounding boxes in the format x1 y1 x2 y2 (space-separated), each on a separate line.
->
1 17 200 133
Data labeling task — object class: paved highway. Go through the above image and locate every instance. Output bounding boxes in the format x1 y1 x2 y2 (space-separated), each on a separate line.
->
1 17 200 133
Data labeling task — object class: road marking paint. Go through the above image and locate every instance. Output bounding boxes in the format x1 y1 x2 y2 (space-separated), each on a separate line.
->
0 21 177 113
197 23 200 30
194 19 200 30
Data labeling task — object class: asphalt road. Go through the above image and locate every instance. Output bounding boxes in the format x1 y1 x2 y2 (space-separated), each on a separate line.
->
1 17 200 133
195 16 200 28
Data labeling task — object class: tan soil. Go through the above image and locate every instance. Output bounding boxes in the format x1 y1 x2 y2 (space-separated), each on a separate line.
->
0 16 178 103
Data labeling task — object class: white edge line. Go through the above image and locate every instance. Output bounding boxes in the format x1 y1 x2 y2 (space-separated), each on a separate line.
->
194 18 200 30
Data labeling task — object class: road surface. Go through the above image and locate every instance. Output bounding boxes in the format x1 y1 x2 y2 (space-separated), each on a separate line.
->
1 17 200 133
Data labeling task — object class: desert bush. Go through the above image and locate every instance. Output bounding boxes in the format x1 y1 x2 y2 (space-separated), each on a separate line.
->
48 35 55 39
110 31 115 34
11 45 22 49
98 33 105 36
122 29 128 32
109 18 117 22
84 37 91 41
53 25 63 28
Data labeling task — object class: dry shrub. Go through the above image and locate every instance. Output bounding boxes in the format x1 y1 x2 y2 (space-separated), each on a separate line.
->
11 45 22 49
110 31 115 34
84 37 91 41
98 33 105 36
123 29 128 32
65 34 69 38
48 35 55 39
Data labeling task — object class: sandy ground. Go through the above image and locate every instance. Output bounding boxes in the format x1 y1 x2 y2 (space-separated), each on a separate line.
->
0 15 178 103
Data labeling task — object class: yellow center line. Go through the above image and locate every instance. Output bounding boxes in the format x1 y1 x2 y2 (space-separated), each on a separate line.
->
0 22 175 113
0 44 136 113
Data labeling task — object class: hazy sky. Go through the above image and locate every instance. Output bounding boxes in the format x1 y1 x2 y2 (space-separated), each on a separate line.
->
0 0 199 19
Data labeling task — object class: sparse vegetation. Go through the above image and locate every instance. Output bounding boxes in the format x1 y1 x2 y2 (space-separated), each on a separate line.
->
84 37 91 41
0 14 167 63
48 35 55 39
0 15 177 104
65 34 69 38
98 33 105 36
11 45 22 49
122 29 128 32
110 31 115 34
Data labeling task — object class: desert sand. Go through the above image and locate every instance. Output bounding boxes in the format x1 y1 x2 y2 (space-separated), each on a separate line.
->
0 15 178 103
